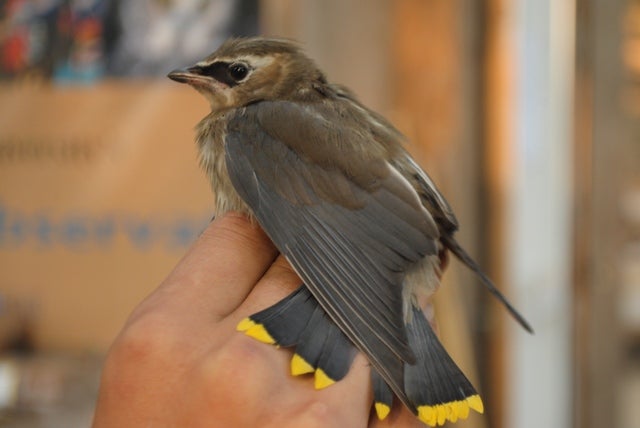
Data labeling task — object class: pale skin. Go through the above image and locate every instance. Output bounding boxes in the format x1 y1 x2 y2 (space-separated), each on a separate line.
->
93 212 424 427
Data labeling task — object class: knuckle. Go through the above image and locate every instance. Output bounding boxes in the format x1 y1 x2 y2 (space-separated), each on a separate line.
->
201 333 274 396
194 337 281 419
106 313 177 373
270 255 295 274
257 256 302 295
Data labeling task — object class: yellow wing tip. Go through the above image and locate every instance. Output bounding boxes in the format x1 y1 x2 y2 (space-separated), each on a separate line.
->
446 401 459 423
374 402 391 420
417 396 482 426
314 368 336 390
436 404 447 425
466 395 484 414
244 323 276 344
291 354 314 376
236 318 255 332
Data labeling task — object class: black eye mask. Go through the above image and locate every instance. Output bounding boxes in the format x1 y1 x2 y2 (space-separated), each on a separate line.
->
191 62 249 87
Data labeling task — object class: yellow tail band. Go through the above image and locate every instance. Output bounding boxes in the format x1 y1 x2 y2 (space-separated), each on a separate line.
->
417 395 483 427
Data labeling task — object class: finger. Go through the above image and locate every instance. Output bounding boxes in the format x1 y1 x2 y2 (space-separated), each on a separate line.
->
314 353 372 426
222 254 303 341
142 212 279 321
265 353 374 427
236 254 303 316
194 327 295 425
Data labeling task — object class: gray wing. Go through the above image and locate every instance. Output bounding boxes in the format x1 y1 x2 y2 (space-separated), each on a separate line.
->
330 83 460 233
391 155 460 233
224 100 439 401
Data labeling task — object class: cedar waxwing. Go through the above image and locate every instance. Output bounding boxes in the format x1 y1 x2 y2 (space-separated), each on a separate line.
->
168 37 532 427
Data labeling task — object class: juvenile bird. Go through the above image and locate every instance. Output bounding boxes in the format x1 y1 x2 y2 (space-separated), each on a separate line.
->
168 37 532 427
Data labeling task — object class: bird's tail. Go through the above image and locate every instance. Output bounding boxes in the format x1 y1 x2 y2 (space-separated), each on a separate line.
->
370 310 484 427
400 304 483 426
441 235 534 333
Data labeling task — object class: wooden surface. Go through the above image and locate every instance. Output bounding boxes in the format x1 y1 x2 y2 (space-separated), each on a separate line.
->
0 82 213 351
572 1 595 426
480 1 517 427
574 1 640 427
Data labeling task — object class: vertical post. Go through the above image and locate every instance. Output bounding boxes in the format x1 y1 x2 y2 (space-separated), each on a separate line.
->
572 1 593 426
481 1 517 426
506 0 575 427
574 0 628 426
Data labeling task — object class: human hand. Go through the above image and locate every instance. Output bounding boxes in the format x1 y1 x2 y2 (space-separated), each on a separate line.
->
92 212 422 427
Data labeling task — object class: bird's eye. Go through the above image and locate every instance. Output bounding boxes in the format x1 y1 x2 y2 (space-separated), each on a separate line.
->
228 63 249 81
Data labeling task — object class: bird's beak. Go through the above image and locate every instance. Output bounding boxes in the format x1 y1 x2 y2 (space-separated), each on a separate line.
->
167 66 208 85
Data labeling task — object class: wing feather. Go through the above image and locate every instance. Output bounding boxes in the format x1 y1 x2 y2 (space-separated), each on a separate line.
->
224 100 439 405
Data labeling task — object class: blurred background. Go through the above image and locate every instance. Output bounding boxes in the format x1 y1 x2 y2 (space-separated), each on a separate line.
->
0 0 637 427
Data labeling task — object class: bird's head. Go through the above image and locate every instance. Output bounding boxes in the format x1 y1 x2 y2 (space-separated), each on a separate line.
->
168 37 326 111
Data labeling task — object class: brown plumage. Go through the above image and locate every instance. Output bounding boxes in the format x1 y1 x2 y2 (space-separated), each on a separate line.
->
168 37 531 427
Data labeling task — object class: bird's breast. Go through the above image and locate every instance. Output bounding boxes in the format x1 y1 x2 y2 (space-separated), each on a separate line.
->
196 114 251 217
